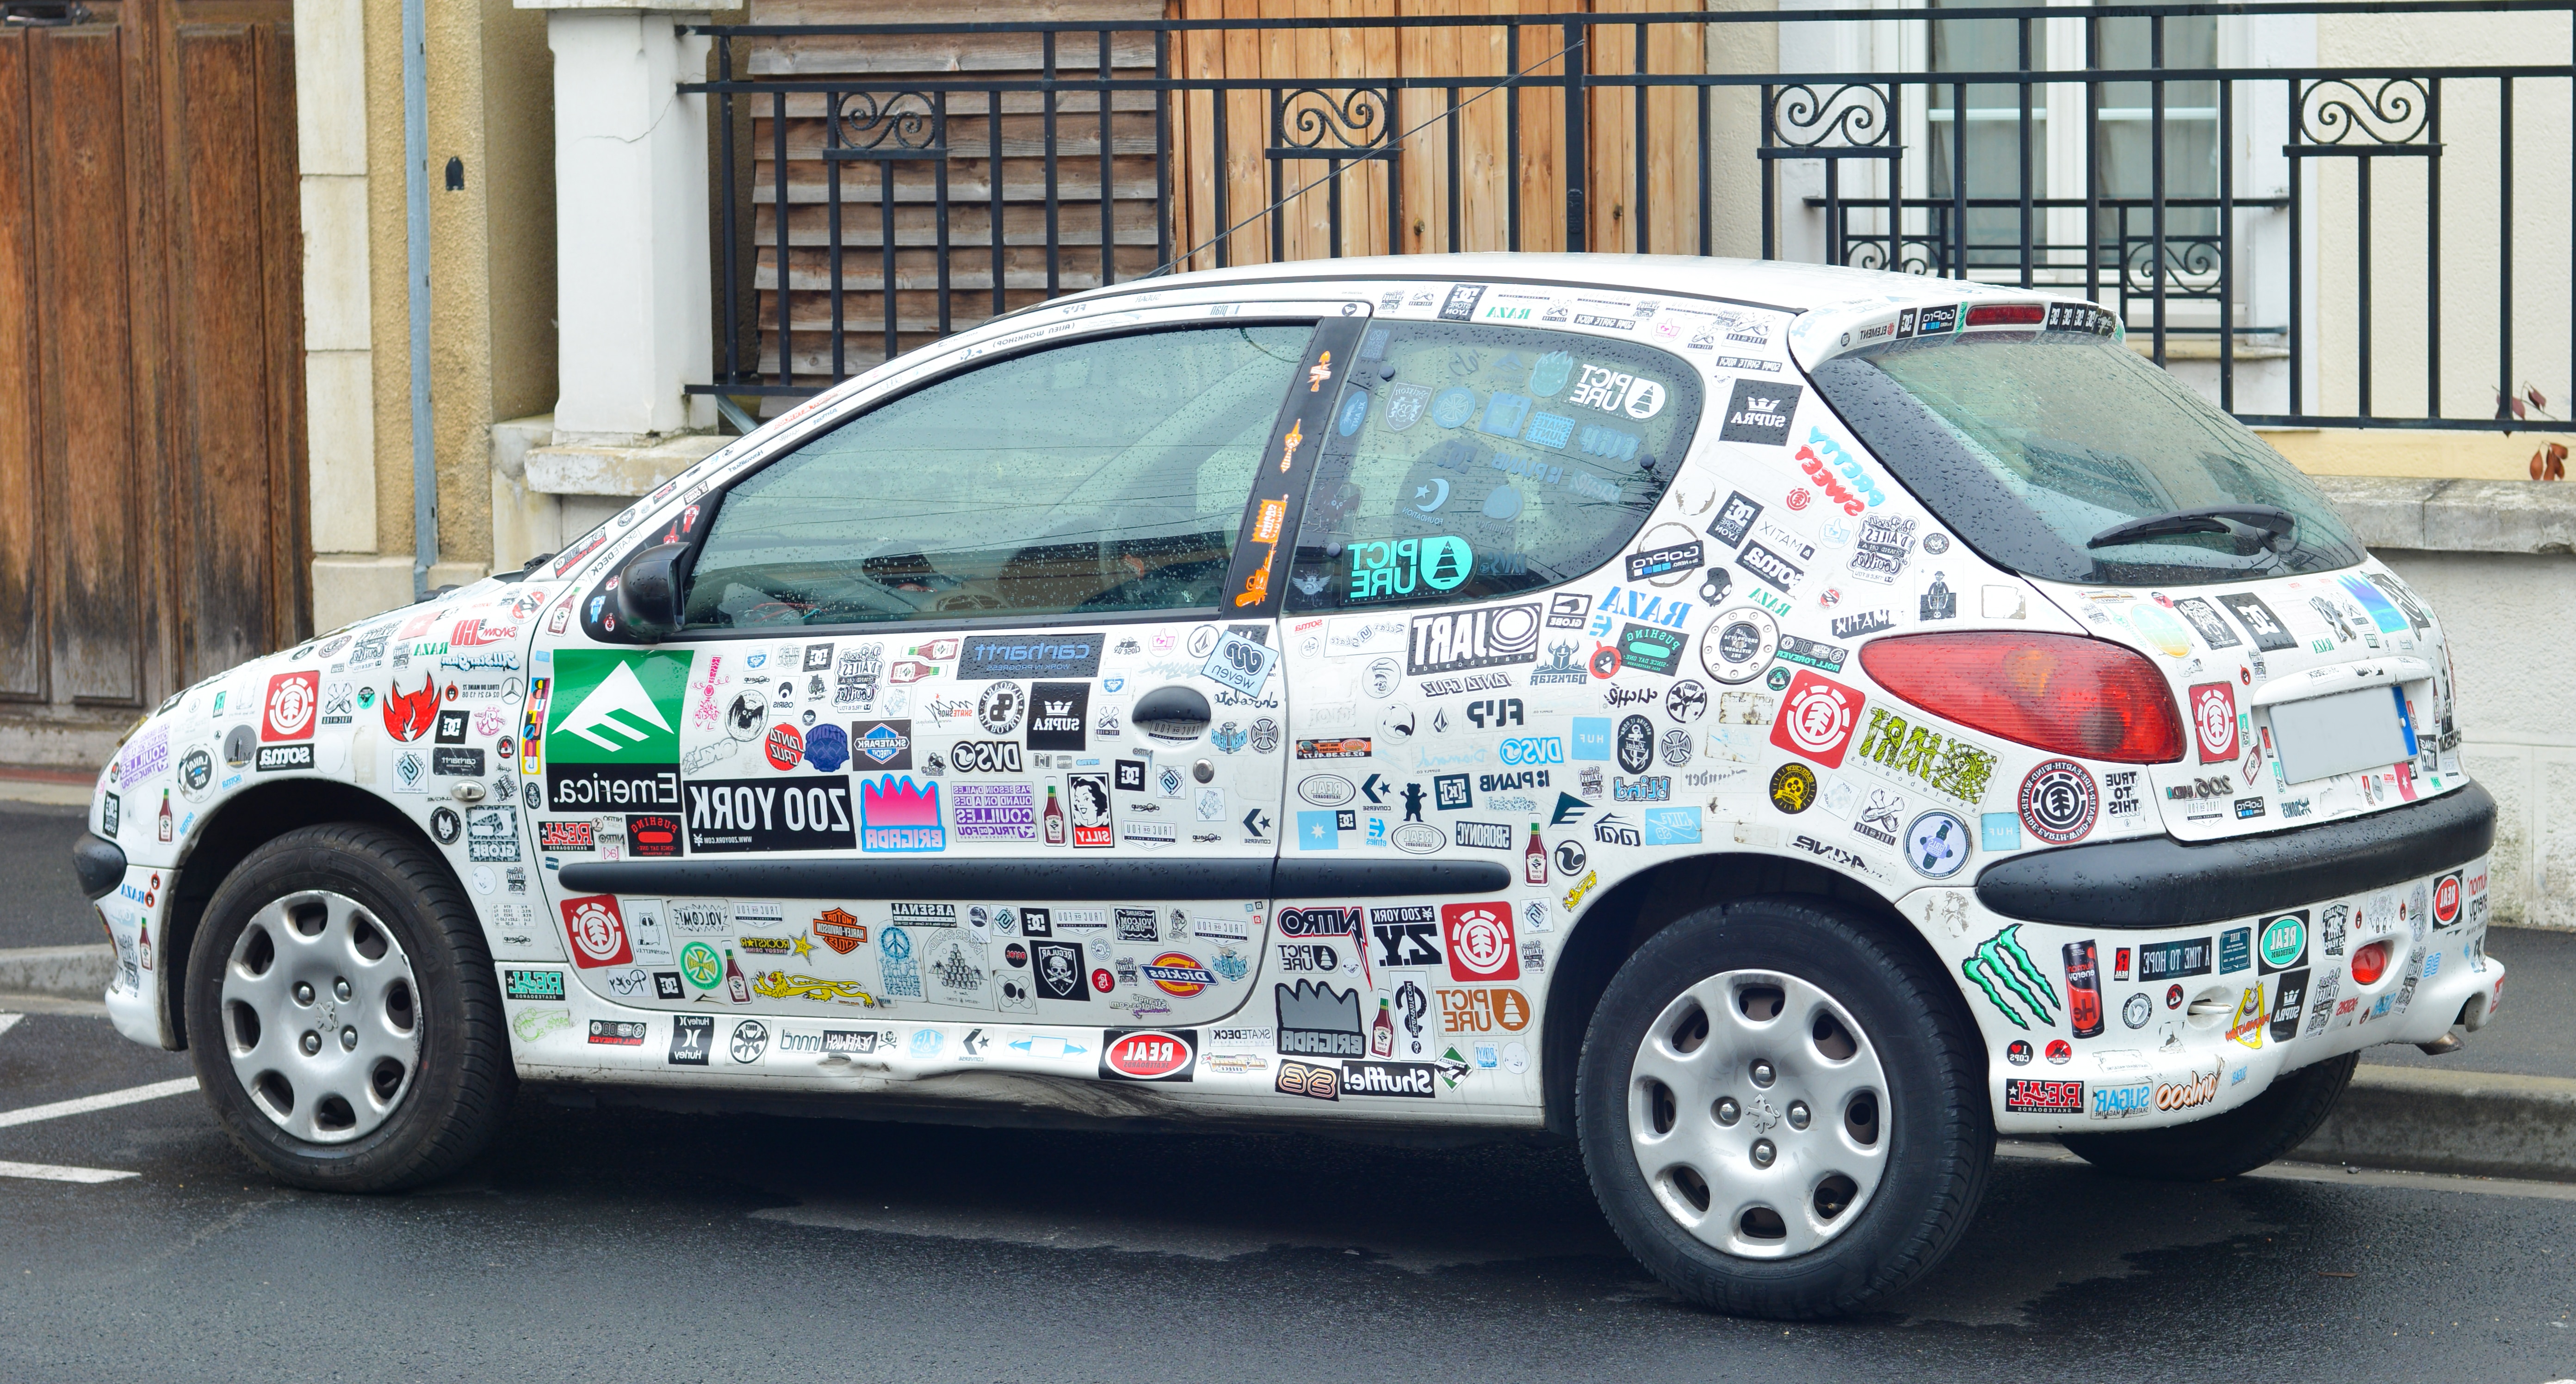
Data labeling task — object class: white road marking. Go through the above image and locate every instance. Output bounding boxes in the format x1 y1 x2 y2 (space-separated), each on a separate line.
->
0 1076 199 1130
0 1160 137 1184
0 1013 22 1039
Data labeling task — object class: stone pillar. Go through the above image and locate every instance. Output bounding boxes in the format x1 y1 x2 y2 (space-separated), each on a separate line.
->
517 1 716 444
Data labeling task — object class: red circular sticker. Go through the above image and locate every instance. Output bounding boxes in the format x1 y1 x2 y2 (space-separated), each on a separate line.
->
1590 645 1622 679
2433 874 2462 925
2044 1038 2072 1064
764 723 804 771
1091 968 1116 995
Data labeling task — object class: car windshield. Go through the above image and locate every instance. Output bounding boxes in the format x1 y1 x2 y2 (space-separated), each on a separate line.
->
1806 332 2365 585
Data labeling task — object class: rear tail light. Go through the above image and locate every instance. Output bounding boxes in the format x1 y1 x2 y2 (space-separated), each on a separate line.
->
2350 940 2391 986
1859 632 2186 763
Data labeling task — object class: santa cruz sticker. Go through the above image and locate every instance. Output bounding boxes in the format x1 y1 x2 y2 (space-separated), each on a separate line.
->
2019 760 2099 846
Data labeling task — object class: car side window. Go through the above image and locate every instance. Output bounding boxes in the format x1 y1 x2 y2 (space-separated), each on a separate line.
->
1282 321 1703 613
682 323 1315 630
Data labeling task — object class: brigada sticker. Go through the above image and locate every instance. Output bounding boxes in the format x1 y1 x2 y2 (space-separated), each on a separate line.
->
1202 630 1280 697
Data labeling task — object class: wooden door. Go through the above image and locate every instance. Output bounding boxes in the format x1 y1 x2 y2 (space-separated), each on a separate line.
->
0 0 306 742
1169 0 1707 270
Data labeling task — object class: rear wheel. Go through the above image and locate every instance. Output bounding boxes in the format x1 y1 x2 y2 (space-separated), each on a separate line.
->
183 823 513 1191
2058 1052 2359 1181
1576 898 1991 1318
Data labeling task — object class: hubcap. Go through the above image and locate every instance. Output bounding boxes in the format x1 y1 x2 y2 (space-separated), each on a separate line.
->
1626 969 1889 1258
218 890 421 1143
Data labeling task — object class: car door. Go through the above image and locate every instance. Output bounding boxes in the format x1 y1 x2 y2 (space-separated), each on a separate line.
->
527 307 1354 1056
1266 281 1713 1108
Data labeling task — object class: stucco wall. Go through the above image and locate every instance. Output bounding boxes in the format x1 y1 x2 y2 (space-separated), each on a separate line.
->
302 0 556 630
2313 11 2575 426
2375 547 2576 928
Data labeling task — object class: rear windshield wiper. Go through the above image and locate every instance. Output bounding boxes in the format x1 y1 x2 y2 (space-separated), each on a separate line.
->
2087 503 2297 552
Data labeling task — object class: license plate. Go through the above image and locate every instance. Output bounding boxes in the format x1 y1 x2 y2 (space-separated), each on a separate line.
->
2267 684 2415 785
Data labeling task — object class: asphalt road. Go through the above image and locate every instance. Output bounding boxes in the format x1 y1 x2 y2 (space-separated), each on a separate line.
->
2 1005 2574 1383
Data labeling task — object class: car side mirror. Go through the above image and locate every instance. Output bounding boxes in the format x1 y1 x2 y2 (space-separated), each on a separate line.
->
615 542 691 641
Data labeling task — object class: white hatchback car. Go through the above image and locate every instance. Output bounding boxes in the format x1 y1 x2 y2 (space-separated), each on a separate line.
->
75 255 2502 1317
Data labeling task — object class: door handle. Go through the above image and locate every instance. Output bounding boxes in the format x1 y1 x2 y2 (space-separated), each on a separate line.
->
1131 684 1213 741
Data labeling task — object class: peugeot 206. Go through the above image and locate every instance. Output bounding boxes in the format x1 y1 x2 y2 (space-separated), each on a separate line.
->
74 255 2501 1318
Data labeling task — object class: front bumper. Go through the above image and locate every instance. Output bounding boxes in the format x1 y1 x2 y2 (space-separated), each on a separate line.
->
1913 847 2502 1134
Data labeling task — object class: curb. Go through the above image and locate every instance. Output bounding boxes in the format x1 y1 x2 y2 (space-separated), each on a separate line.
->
0 944 116 999
2295 1064 2576 1183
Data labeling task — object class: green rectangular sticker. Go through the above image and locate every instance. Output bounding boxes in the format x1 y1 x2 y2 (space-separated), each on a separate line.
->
543 650 694 765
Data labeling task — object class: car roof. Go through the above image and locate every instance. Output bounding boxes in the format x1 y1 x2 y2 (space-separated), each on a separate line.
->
1048 253 2052 316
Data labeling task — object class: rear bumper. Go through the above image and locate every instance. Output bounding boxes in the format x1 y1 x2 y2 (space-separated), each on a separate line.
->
1974 781 2494 929
1914 851 2501 1135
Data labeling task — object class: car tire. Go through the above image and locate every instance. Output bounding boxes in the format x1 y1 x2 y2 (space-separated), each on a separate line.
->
1576 896 1992 1319
183 822 514 1191
2057 1052 2358 1182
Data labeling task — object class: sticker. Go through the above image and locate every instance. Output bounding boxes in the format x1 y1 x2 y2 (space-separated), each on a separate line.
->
1768 670 1864 768
1698 607 1779 685
1202 631 1280 697
1715 379 1800 446
2018 760 2098 846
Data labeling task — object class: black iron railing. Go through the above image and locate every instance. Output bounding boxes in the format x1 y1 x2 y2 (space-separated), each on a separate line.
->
685 3 2575 432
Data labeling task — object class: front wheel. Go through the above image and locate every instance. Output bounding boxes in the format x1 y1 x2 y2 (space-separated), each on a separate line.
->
1576 897 1992 1319
183 823 514 1191
2058 1052 2358 1181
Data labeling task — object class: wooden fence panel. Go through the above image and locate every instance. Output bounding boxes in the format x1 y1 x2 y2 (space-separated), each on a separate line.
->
0 34 43 703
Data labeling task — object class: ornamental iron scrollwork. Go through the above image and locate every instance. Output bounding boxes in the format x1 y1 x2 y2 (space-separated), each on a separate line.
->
1846 235 1942 277
2122 237 2223 297
1274 86 1394 154
832 90 941 154
1771 83 1894 150
2297 78 2432 147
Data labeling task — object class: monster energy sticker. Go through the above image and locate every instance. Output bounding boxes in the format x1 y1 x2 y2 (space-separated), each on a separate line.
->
1962 923 2062 1031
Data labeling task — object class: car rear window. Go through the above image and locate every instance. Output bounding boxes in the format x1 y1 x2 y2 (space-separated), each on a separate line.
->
1807 332 2366 585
